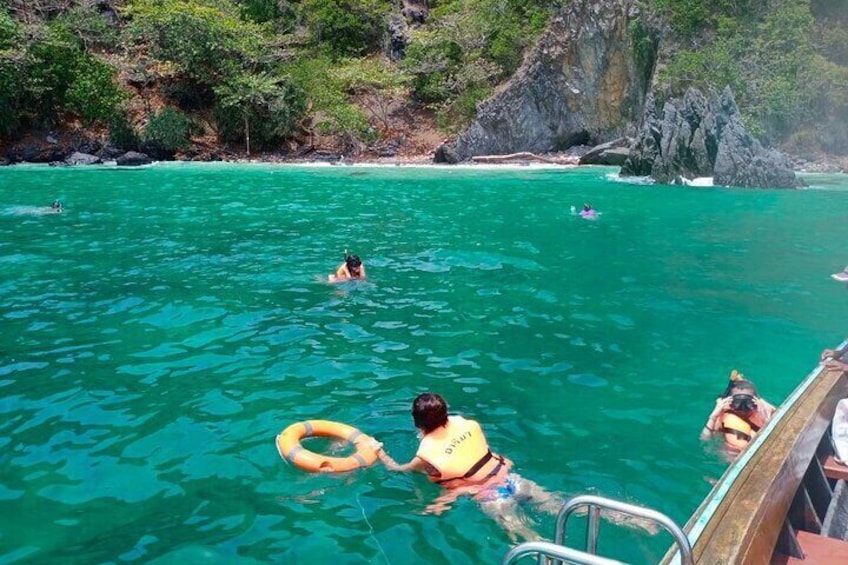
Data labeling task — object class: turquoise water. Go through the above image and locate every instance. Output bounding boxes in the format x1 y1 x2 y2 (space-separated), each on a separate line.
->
1 163 847 564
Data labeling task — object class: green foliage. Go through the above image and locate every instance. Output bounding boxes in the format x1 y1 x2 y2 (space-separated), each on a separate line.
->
125 0 267 85
300 0 388 58
436 85 492 133
213 71 306 151
25 27 81 120
403 0 549 130
652 0 754 37
53 5 120 51
237 0 298 30
0 8 21 50
656 0 848 152
144 107 195 153
65 55 126 124
285 55 375 146
108 113 140 151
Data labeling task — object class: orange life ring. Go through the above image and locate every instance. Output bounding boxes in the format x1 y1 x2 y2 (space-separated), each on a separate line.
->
276 420 378 473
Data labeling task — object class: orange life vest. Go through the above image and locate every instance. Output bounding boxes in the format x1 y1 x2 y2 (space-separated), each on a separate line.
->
416 415 506 487
721 412 761 450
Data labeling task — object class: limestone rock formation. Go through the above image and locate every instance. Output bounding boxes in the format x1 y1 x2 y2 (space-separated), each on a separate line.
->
454 0 659 159
621 87 801 188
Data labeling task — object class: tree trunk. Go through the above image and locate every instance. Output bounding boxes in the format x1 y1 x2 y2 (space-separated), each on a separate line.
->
244 115 251 156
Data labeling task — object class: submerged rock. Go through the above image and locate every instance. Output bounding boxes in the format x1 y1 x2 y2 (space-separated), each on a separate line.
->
621 87 802 189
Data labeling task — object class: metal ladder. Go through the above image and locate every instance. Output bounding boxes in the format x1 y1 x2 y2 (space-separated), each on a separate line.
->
502 494 694 565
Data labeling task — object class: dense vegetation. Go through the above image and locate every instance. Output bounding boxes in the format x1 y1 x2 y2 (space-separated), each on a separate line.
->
654 0 848 154
0 0 845 157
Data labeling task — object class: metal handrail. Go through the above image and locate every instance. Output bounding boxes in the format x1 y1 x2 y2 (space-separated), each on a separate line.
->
554 495 694 565
501 541 626 565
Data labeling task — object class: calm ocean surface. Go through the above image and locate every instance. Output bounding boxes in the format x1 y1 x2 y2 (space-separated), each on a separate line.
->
2 163 848 564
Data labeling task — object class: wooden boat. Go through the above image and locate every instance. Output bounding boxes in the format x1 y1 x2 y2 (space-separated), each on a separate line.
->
672 347 848 564
504 346 848 564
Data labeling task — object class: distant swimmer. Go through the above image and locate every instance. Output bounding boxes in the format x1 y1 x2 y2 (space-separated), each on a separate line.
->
328 252 366 282
51 200 63 213
579 203 598 219
831 266 848 282
700 370 776 454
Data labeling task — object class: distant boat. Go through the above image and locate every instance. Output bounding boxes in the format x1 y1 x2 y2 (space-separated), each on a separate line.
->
832 268 848 282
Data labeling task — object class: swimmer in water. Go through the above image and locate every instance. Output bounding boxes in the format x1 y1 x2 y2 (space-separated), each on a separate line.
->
372 393 657 541
700 370 776 455
51 200 63 213
329 253 366 282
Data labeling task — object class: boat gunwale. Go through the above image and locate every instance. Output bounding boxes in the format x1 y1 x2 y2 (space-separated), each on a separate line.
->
664 344 848 564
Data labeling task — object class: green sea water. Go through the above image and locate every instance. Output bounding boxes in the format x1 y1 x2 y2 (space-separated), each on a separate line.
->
2 163 848 564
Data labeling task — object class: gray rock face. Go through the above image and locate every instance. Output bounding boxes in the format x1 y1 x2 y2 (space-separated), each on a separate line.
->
116 151 153 166
66 152 102 166
621 87 801 188
455 0 659 159
579 137 632 166
434 143 460 164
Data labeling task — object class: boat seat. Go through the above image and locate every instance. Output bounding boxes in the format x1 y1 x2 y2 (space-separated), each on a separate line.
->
780 530 848 562
822 455 848 481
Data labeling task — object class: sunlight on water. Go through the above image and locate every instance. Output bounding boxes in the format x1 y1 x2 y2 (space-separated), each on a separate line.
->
1 163 847 563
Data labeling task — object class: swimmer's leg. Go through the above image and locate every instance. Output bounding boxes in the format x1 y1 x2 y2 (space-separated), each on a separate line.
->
510 475 565 515
514 476 659 535
479 499 541 543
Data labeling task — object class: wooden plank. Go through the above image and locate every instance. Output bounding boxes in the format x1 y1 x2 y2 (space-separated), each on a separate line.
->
822 455 848 481
682 367 848 564
793 530 848 562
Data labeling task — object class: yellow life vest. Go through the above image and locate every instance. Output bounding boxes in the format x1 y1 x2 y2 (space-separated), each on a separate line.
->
416 415 504 486
721 412 759 450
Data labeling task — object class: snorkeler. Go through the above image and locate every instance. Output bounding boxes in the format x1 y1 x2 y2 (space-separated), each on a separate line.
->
330 253 366 282
51 200 63 213
373 393 656 541
700 370 776 452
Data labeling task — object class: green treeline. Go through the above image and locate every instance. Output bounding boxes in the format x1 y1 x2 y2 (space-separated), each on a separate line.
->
0 0 845 155
0 0 550 154
654 0 848 153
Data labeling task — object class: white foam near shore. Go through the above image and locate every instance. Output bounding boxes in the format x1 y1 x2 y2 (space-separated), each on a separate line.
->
605 172 655 185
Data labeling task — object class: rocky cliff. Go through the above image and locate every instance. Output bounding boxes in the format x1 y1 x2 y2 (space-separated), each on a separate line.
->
454 0 659 159
621 87 801 189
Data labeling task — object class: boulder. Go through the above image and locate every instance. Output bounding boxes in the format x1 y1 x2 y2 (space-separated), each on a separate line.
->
434 143 460 164
66 152 102 166
579 138 632 166
621 87 802 189
116 151 153 166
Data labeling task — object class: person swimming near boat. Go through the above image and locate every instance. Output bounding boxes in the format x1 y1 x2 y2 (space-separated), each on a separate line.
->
50 200 63 213
328 253 366 282
372 392 657 542
700 370 776 452
821 347 848 372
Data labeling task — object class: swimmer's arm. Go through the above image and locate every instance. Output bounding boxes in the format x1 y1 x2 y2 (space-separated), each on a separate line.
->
700 397 730 441
358 264 366 279
376 448 426 473
335 264 350 279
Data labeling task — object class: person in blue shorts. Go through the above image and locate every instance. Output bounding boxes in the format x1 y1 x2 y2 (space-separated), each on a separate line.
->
373 393 656 541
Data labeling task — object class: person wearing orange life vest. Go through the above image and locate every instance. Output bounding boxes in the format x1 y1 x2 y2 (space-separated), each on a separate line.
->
700 370 776 452
374 393 598 542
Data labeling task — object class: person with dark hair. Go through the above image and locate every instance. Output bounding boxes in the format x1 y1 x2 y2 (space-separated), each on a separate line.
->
51 200 63 213
374 393 656 541
329 253 366 282
700 370 776 452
